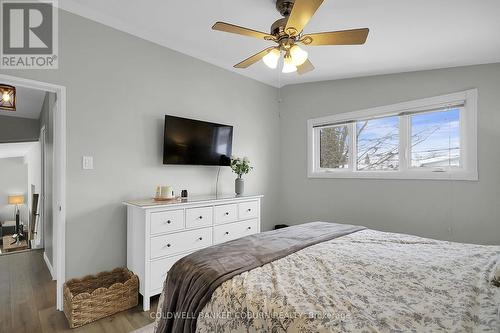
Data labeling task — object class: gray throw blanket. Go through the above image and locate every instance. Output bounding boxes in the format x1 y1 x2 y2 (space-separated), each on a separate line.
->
155 222 365 333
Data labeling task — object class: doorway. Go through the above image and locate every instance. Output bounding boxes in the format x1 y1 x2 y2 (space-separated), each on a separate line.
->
0 74 66 311
0 147 36 254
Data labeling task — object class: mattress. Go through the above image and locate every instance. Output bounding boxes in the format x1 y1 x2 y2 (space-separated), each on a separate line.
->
154 227 500 332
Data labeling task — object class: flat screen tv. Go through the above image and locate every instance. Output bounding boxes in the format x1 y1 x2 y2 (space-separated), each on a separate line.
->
163 115 233 166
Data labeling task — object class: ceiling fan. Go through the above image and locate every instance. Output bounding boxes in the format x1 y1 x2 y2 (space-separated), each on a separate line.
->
212 0 369 74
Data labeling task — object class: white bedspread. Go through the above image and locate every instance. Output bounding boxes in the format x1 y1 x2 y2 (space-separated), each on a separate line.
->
193 229 500 332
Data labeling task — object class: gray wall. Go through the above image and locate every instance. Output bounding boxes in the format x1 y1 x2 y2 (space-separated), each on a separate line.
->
39 93 55 265
0 115 40 143
0 157 28 222
279 63 500 245
2 7 497 282
0 10 280 279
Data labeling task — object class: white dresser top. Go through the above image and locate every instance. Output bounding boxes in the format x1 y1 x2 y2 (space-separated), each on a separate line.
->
123 194 263 209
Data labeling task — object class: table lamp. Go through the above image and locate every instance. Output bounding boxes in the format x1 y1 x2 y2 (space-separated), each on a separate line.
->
8 194 25 244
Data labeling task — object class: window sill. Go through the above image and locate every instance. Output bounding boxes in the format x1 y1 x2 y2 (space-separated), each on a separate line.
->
307 170 478 181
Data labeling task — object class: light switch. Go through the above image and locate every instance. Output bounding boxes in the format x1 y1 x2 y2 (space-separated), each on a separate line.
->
82 156 94 170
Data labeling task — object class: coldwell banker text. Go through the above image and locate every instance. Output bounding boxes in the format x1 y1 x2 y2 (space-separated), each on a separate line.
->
1 0 58 69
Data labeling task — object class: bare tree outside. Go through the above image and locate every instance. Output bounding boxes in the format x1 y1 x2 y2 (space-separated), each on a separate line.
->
356 116 399 171
319 125 349 168
411 109 460 168
317 109 460 170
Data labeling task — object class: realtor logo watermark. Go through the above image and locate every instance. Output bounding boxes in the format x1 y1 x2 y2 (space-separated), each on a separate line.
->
0 0 58 69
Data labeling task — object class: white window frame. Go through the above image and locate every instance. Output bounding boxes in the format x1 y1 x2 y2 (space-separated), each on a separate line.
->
307 89 478 180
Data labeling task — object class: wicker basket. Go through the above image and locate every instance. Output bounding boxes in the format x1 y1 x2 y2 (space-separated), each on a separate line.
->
63 267 139 328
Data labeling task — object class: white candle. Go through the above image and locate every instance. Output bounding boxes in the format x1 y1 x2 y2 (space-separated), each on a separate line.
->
161 186 174 198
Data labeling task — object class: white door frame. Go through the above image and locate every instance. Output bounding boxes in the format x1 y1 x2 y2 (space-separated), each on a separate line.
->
0 74 67 311
40 126 46 250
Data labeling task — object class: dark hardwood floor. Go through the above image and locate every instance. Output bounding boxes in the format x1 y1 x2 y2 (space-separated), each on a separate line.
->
0 250 157 333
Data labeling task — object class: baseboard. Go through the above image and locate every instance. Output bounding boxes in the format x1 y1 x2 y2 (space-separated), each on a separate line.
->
43 251 56 280
31 239 43 250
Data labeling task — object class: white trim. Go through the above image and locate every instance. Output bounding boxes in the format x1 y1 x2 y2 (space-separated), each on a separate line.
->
308 89 478 180
306 169 478 181
0 74 67 311
309 90 472 126
40 126 46 250
44 251 56 280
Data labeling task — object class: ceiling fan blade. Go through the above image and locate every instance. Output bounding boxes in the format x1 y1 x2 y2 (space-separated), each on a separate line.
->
212 22 274 41
285 0 324 36
234 47 276 69
297 59 315 75
301 28 369 46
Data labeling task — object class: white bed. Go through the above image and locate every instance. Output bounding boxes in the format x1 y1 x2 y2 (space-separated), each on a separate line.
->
149 228 500 332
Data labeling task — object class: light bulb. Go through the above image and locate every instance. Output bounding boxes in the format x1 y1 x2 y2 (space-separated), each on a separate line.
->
2 93 10 102
282 54 297 73
262 48 280 69
290 45 308 66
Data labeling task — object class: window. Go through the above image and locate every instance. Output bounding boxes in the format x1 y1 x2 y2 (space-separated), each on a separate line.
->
319 125 349 169
410 108 460 168
356 116 399 171
308 89 477 180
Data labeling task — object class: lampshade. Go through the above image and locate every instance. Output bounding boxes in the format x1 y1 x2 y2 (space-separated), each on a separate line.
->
8 195 25 205
282 53 297 73
0 84 16 111
263 48 280 69
290 45 308 66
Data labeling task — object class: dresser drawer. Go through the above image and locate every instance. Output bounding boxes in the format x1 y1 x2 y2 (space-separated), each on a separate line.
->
214 219 259 244
238 201 259 220
150 253 189 292
150 227 212 259
186 206 213 229
214 204 238 225
150 209 184 235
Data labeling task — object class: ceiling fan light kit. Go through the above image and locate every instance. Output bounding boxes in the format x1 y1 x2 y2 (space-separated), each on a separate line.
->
212 0 369 75
290 45 308 66
263 48 281 69
282 53 297 73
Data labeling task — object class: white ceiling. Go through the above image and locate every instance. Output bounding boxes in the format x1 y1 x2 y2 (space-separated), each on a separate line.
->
0 142 37 159
0 86 46 119
59 0 500 87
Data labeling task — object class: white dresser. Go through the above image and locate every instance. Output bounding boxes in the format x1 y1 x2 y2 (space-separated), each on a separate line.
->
123 194 262 311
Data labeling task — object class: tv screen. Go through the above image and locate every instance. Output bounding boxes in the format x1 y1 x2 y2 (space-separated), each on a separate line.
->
163 115 233 166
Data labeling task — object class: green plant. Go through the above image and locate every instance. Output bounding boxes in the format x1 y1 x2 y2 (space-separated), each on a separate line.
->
231 156 253 178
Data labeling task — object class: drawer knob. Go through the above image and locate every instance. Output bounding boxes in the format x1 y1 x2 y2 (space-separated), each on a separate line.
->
225 212 229 215
198 237 203 241
199 216 203 219
225 231 229 235
166 220 171 224
247 226 252 230
247 208 252 212
166 243 171 248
